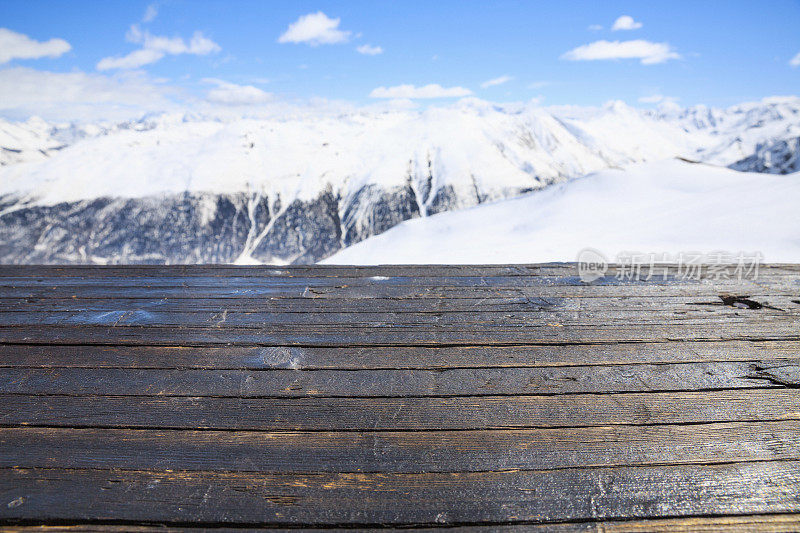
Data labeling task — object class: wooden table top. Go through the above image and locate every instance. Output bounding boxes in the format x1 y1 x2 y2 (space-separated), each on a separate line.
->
1 264 799 531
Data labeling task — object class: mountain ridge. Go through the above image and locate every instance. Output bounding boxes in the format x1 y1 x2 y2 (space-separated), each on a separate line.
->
324 159 800 265
1 97 798 264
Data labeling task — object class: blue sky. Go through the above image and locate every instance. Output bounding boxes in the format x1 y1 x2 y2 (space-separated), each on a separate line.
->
1 0 799 120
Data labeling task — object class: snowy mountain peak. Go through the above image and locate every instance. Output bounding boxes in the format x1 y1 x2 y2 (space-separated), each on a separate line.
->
1 96 799 264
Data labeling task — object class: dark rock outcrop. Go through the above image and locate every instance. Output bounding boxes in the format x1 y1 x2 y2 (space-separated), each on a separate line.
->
730 137 800 174
0 182 470 264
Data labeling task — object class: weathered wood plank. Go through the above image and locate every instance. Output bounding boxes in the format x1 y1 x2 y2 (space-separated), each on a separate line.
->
1 264 797 528
568 514 800 533
0 269 794 292
2 277 798 300
2 461 799 525
1 317 797 345
0 264 581 278
2 389 797 430
5 514 800 532
0 274 699 288
3 422 798 473
2 294 796 314
1 306 796 329
0 341 795 370
0 361 788 397
1 263 796 278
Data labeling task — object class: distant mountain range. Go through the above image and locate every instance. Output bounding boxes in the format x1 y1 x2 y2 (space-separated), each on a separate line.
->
1 96 798 264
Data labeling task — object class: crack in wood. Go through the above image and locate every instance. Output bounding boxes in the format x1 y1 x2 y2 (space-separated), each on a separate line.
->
748 363 800 387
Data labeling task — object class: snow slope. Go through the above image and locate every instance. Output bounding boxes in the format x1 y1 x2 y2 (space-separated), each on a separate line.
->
2 97 799 206
0 102 684 207
324 159 800 264
0 116 68 167
1 97 799 264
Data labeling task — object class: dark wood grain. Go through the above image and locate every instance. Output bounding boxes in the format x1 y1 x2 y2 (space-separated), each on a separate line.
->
0 340 796 369
2 389 798 430
2 461 799 526
2 293 796 314
1 317 798 345
3 282 798 300
1 263 797 278
3 421 798 473
4 514 800 532
0 360 790 397
1 264 798 528
1 264 797 300
1 305 797 329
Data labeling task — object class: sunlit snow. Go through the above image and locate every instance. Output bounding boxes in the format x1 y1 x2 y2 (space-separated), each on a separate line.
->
324 159 800 264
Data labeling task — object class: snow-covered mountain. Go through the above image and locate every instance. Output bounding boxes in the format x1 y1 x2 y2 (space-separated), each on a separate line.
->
0 116 68 167
324 159 800 264
1 97 799 264
730 136 800 174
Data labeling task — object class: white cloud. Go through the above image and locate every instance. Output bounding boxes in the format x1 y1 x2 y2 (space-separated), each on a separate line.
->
97 48 164 70
561 40 680 65
369 84 473 99
356 44 383 55
278 12 351 46
790 51 800 67
528 80 550 89
0 28 71 64
97 25 220 70
588 24 603 31
480 75 513 89
638 94 678 105
203 79 271 105
638 94 664 103
0 66 180 121
125 25 219 56
611 15 643 31
143 4 158 23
